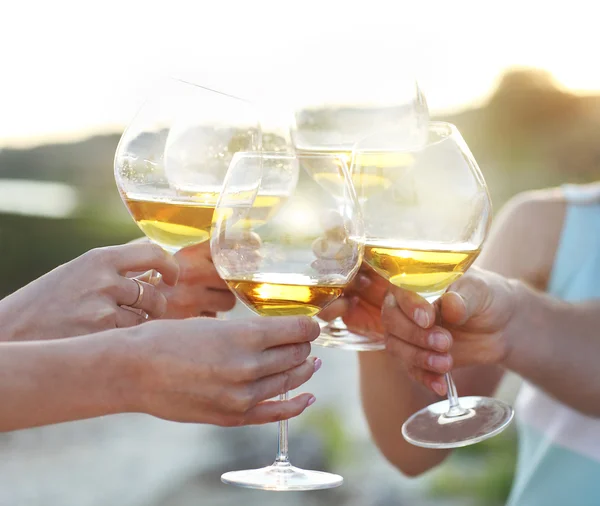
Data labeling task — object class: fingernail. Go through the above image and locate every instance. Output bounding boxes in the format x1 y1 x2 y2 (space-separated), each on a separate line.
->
429 332 450 351
413 308 429 328
357 275 372 289
428 355 451 372
384 293 396 308
307 396 317 407
314 358 323 373
432 381 445 396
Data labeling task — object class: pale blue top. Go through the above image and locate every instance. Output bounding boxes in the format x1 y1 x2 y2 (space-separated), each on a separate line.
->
506 184 600 506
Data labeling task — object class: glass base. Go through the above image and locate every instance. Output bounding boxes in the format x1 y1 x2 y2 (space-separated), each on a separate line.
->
221 461 343 491
402 396 514 449
315 318 385 351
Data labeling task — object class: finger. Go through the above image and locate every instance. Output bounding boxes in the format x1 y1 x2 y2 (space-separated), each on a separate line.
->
387 284 436 329
103 244 180 286
166 286 237 314
346 269 388 308
250 357 320 405
382 295 452 353
406 367 448 397
246 316 321 349
441 274 489 325
234 393 316 425
115 306 147 327
252 343 313 378
317 297 349 322
117 278 168 318
174 243 228 289
386 337 453 375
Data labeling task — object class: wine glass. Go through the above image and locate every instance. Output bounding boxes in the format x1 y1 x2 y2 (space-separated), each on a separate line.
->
114 78 261 259
353 122 514 448
290 78 429 351
211 151 364 490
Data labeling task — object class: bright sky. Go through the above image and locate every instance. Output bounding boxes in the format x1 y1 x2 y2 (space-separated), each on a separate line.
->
1 0 599 147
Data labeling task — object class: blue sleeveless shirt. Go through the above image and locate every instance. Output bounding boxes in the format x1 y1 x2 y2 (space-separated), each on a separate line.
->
506 184 600 506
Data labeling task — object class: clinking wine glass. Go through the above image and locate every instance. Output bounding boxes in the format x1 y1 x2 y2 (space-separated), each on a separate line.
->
211 151 364 490
353 122 514 448
114 78 261 263
290 78 429 351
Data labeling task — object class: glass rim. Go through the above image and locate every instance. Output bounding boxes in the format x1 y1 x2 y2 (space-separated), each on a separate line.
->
353 121 460 155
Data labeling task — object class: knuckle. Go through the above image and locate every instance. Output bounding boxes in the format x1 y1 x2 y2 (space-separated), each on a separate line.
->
218 388 245 413
95 305 117 327
290 343 310 365
295 316 312 338
239 357 261 381
414 349 432 369
232 388 254 413
246 321 267 347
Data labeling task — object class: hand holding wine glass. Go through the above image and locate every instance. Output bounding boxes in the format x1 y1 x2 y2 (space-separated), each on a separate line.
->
353 122 513 449
0 243 179 342
381 266 518 391
211 151 363 490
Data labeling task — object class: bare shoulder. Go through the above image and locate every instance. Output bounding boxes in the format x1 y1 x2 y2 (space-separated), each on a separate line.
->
478 187 566 290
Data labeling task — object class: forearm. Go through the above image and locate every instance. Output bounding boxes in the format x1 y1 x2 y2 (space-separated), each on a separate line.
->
359 351 450 475
506 281 600 416
0 331 137 431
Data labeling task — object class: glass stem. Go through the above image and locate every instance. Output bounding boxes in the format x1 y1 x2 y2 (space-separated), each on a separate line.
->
444 373 466 417
436 296 467 418
275 392 290 465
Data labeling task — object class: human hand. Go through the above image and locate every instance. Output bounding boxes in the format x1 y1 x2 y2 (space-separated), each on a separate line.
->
126 315 322 426
318 264 388 340
380 266 518 395
0 243 179 341
139 241 237 319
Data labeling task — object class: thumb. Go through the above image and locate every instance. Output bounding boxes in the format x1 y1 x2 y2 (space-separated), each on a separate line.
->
440 271 491 325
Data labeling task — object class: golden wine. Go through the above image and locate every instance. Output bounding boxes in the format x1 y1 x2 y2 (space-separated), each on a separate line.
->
225 276 344 317
124 193 285 253
123 195 216 252
364 241 480 301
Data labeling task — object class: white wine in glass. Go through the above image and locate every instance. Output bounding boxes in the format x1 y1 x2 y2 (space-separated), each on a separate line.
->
114 78 261 256
211 151 364 490
355 122 514 449
364 242 480 302
290 79 429 350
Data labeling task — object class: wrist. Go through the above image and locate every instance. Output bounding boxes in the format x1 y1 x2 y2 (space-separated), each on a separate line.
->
66 329 147 416
99 328 148 414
